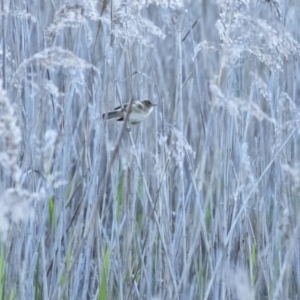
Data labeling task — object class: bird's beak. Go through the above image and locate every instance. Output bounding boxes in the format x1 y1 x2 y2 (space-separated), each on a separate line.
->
152 103 157 106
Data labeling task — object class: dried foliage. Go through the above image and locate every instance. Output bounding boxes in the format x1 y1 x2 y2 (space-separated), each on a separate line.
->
1 0 300 299
0 86 21 181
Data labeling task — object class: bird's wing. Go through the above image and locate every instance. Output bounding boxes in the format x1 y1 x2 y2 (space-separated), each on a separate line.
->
114 102 129 110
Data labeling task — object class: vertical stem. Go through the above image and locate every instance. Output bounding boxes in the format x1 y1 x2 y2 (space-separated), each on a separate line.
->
1 0 5 89
178 24 187 285
178 27 183 133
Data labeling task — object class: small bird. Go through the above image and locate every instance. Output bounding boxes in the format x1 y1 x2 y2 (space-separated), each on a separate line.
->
102 99 156 125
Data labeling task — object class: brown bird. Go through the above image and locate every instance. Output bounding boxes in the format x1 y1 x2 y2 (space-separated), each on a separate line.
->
102 99 156 125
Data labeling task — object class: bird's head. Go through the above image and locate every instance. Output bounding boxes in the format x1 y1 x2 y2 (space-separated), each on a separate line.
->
142 100 157 108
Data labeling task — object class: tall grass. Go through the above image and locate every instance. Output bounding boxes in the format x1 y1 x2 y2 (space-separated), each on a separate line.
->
1 0 300 299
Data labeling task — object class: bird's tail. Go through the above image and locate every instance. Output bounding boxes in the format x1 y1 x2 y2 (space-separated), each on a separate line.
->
102 110 122 120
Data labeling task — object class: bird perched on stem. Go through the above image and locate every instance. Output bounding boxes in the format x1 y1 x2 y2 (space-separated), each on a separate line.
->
102 99 156 125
